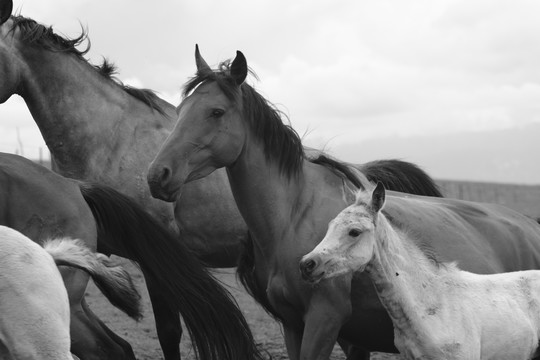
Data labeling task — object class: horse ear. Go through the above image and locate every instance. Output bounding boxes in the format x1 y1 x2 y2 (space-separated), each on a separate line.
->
0 0 13 26
371 182 386 213
195 44 211 74
230 50 248 85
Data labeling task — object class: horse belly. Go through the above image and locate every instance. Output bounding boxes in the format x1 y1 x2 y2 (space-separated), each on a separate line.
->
455 273 539 360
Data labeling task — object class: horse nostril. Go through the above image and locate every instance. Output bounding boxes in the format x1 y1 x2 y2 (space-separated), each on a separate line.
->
159 166 172 186
304 259 316 271
300 258 317 277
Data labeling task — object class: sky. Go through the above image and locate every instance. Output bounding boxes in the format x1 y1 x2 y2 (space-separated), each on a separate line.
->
1 0 540 184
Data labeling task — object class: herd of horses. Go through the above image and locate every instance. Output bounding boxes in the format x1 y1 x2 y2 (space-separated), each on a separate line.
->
2 0 540 359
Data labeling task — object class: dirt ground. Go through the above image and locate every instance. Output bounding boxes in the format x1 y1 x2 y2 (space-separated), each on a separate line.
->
85 260 400 360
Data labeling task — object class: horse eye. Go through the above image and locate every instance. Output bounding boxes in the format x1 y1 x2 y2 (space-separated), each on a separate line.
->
349 229 361 237
211 109 225 118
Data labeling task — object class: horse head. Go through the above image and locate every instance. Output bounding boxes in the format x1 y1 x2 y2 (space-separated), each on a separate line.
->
300 182 386 283
148 45 249 202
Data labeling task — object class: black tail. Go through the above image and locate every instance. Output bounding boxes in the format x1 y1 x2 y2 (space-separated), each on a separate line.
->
359 159 443 197
78 183 264 360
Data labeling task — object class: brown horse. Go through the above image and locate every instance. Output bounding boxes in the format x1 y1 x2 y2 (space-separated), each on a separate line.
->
0 153 139 359
0 3 243 358
0 153 264 360
147 47 540 360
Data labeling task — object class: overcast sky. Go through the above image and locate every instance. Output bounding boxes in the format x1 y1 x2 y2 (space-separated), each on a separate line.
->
1 0 540 183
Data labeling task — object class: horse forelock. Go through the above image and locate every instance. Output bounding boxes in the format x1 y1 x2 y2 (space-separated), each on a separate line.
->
183 60 305 178
9 15 166 116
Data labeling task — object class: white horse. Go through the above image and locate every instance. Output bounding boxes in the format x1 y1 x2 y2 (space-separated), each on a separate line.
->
300 183 540 360
0 225 141 360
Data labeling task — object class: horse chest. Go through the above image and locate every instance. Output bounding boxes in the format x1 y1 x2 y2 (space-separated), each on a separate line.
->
266 272 307 328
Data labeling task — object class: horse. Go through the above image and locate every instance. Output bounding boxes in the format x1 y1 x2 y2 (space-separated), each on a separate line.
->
301 183 540 360
0 152 142 359
0 3 249 357
0 225 140 360
0 153 264 360
0 4 443 358
147 47 540 360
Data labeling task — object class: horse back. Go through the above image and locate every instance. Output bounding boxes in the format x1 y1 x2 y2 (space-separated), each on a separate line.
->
0 153 96 246
383 193 540 273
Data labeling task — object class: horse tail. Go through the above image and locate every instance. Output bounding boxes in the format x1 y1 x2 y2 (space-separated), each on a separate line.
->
359 159 443 197
43 237 142 320
78 182 265 360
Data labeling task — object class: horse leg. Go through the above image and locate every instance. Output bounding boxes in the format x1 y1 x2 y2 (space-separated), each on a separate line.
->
299 282 352 359
283 325 303 360
82 298 137 358
337 339 371 360
143 271 182 360
61 268 136 360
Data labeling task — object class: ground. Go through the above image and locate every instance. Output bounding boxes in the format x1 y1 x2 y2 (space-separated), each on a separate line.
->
85 260 399 360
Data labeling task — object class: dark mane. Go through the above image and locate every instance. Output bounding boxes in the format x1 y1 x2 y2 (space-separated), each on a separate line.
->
309 154 365 190
94 59 167 116
360 159 443 197
182 59 443 198
9 15 166 116
10 15 89 58
183 61 304 177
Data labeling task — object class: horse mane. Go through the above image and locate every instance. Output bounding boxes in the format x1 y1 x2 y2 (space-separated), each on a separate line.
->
359 159 443 197
9 15 167 116
380 211 451 270
309 154 366 190
183 61 305 178
9 15 89 58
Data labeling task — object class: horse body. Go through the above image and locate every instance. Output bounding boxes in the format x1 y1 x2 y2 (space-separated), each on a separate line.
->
0 11 248 268
0 225 140 360
147 48 540 359
302 184 540 360
0 152 139 360
0 8 246 359
0 152 263 360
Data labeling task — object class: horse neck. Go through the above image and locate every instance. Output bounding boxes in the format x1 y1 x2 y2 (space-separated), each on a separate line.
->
367 214 446 334
227 136 352 262
17 47 176 180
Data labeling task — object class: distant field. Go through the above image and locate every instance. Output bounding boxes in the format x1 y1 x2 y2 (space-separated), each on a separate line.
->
437 179 540 220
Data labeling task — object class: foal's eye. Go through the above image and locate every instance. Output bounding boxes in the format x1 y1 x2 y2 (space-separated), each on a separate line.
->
211 109 225 118
349 229 361 237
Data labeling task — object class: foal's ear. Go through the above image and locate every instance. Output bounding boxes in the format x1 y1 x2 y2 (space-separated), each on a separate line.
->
230 50 248 85
195 44 212 74
0 0 13 26
371 182 386 213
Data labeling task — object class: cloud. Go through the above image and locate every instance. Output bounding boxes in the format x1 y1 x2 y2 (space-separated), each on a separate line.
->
2 0 540 182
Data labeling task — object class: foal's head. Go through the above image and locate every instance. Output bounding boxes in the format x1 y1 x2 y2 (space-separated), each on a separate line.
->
299 182 386 283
